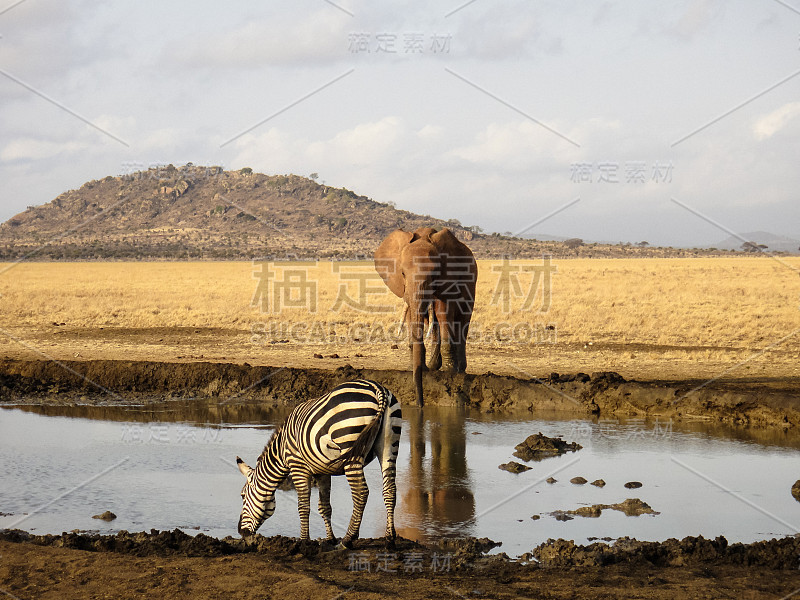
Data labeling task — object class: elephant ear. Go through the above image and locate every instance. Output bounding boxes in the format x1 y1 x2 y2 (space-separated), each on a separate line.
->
374 229 413 298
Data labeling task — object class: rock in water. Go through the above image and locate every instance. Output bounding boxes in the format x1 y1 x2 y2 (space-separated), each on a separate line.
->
591 479 606 487
624 481 643 489
498 461 532 474
574 505 603 518
612 498 657 516
570 476 588 485
513 432 582 462
549 498 659 521
792 480 800 502
92 511 117 521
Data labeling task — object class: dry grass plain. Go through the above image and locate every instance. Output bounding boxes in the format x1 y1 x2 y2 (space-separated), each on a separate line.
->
0 257 798 382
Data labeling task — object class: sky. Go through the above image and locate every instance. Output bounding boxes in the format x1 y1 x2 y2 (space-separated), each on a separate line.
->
1 0 799 247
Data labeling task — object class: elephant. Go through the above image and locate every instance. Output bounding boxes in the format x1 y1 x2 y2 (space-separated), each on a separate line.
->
374 227 477 407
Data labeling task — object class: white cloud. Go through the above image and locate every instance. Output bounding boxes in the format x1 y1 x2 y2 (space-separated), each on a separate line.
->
452 4 564 61
417 124 444 140
669 0 725 39
308 116 407 166
0 138 85 161
170 10 350 69
449 117 619 171
752 102 800 140
229 117 418 175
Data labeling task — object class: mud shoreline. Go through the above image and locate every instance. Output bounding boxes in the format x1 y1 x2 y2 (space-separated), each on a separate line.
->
2 529 800 599
6 528 800 569
1 358 799 430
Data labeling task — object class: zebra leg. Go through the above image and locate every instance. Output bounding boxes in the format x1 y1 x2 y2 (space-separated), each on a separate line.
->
290 470 313 541
380 456 398 547
316 474 336 542
379 405 401 548
339 461 369 549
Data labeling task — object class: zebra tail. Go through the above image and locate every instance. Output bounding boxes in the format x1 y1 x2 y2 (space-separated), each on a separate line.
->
340 384 389 465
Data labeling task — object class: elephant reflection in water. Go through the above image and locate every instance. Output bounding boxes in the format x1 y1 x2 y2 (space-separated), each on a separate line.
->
396 407 476 542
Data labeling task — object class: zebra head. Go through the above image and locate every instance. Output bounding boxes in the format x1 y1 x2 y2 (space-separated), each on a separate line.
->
236 456 276 536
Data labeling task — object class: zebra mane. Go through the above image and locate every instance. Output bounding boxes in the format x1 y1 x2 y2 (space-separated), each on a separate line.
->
258 424 284 462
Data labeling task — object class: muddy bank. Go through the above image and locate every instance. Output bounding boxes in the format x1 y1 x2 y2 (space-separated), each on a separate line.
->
532 535 800 569
3 528 800 571
1 358 799 429
5 534 800 600
0 529 497 565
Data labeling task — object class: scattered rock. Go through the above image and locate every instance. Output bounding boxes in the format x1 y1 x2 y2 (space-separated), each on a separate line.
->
570 476 588 485
513 432 582 462
328 354 340 359
624 481 643 489
498 461 531 474
92 511 117 521
792 480 800 503
313 353 323 359
574 505 603 518
546 477 557 484
550 498 658 521
591 479 606 487
612 498 658 517
553 512 574 522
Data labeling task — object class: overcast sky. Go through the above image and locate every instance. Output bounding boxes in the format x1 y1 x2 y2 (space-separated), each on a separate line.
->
1 0 799 246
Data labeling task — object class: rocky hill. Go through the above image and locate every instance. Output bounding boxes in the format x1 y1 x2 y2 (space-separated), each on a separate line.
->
0 165 752 260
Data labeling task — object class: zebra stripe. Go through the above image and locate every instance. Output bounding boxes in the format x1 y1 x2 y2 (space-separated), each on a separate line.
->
237 379 402 548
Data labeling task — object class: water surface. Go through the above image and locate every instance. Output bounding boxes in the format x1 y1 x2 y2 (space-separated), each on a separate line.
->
1 402 799 557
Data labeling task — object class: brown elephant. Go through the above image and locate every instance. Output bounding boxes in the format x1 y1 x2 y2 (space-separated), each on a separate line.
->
374 227 477 407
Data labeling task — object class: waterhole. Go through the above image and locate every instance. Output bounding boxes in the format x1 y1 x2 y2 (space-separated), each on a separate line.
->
1 401 798 557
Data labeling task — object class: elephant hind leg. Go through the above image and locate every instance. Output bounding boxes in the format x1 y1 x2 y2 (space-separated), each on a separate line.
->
455 312 471 373
426 312 442 371
434 301 457 372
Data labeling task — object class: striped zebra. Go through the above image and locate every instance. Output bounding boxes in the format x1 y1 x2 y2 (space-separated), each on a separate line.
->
236 379 402 548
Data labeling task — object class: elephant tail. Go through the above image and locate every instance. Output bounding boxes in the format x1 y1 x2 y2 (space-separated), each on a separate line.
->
397 305 408 337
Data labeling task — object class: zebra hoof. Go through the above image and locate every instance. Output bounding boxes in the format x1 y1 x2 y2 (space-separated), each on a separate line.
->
337 538 354 550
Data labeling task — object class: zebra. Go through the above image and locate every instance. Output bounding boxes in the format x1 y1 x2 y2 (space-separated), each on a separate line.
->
236 379 402 548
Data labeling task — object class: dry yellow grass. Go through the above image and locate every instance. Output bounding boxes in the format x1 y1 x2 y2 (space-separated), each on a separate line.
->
1 257 798 380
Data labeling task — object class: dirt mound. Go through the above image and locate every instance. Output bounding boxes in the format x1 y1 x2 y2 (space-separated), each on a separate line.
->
547 498 658 521
0 528 498 567
0 528 241 557
532 535 800 569
512 432 583 462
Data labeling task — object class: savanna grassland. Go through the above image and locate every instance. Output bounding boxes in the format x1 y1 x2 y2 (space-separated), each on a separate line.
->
1 257 798 381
